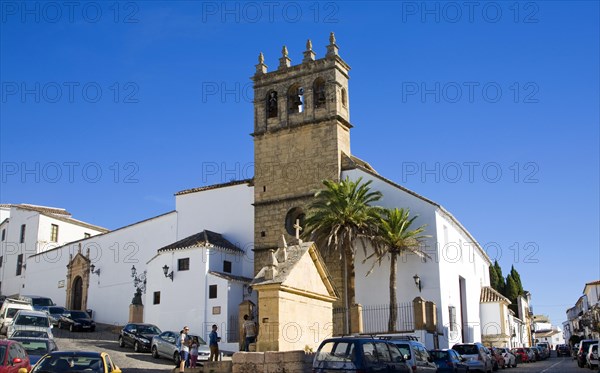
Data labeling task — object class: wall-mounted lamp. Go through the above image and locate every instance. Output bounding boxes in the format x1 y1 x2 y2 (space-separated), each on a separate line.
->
413 274 422 292
163 265 174 281
90 264 101 276
131 265 147 293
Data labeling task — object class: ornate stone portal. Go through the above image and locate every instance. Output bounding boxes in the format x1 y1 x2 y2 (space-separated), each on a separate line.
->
65 245 92 311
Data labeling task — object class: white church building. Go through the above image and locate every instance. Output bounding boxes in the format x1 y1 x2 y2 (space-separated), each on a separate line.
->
1 35 502 350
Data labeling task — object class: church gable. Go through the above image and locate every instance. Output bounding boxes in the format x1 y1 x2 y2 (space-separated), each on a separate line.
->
280 244 334 299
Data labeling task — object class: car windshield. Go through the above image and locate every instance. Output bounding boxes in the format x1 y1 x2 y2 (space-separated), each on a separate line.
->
70 311 89 319
11 330 49 338
454 345 479 355
138 325 161 334
13 340 50 355
32 355 104 372
15 314 49 327
47 307 65 315
31 298 53 307
430 350 449 360
189 334 206 345
6 308 23 318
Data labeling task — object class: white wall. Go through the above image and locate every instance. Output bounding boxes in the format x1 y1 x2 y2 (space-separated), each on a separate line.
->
0 208 40 296
343 168 489 348
175 183 254 278
0 207 105 296
480 303 502 337
24 211 177 324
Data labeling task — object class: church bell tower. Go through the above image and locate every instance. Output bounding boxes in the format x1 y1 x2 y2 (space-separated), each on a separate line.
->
252 33 352 273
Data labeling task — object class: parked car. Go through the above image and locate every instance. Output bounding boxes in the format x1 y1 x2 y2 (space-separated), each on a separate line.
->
524 347 537 362
151 331 212 365
0 298 34 335
39 306 67 326
511 347 528 363
586 343 598 370
535 345 549 360
313 336 410 372
452 343 493 373
10 330 49 339
489 347 505 370
7 310 53 340
29 350 122 373
118 323 161 352
494 347 517 368
0 339 31 373
384 336 437 372
578 340 598 368
57 310 96 332
429 349 469 373
9 337 58 365
556 344 571 357
17 296 55 311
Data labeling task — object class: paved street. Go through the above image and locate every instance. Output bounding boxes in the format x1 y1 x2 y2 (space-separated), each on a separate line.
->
52 324 178 373
12 325 595 373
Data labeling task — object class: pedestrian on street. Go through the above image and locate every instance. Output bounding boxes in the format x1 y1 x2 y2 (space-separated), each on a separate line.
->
209 324 221 361
243 314 257 351
177 326 191 373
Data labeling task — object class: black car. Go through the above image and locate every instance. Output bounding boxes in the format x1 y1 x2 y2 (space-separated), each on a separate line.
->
57 310 96 332
556 344 571 357
313 336 410 372
119 323 162 352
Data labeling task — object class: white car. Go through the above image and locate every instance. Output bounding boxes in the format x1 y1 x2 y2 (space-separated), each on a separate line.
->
7 309 54 340
586 343 598 369
495 347 517 368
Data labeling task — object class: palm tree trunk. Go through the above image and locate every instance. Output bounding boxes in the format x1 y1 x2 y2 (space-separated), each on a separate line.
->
388 252 397 332
343 247 356 335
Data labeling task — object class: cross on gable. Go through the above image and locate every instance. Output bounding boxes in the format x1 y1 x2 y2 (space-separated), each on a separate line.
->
293 219 303 242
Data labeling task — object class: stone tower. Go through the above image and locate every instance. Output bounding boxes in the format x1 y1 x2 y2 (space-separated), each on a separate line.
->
252 33 352 273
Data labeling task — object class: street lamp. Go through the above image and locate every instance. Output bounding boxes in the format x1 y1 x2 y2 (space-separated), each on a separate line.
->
130 265 147 293
413 274 422 292
90 264 100 276
163 265 174 281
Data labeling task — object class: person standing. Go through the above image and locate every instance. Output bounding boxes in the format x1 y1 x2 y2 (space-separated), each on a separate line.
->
243 314 257 352
209 324 220 361
177 326 191 373
189 336 199 368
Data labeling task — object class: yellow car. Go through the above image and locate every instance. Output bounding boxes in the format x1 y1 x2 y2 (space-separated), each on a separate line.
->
27 351 122 373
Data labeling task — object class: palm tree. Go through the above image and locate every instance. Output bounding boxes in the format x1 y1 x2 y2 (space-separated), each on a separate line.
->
367 208 429 332
303 176 382 334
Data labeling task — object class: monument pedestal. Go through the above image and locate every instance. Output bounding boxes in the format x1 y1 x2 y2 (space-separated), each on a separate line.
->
129 304 143 323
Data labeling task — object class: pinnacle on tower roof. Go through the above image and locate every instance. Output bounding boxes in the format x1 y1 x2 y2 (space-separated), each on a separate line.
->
278 45 291 70
255 51 267 75
326 31 339 58
303 39 316 63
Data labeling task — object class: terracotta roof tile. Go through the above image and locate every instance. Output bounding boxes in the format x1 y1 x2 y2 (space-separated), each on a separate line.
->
480 286 511 304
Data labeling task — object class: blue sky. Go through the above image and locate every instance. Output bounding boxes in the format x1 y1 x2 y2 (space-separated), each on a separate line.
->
1 1 598 327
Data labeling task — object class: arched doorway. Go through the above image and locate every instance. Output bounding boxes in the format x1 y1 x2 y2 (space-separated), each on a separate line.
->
72 276 83 310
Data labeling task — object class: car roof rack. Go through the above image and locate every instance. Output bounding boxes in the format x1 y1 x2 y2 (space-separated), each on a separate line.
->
378 335 419 341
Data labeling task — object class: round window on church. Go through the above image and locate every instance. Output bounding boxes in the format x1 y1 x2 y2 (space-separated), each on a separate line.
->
285 207 305 236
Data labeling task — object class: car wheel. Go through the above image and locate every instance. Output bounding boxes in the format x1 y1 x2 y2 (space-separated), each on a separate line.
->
152 346 160 359
69 324 74 332
173 351 181 366
134 341 141 352
118 337 125 348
